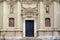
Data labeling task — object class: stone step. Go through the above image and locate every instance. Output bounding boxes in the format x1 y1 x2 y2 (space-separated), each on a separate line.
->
0 37 60 40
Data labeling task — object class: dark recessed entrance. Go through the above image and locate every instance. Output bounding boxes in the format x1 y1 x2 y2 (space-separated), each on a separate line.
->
25 20 34 37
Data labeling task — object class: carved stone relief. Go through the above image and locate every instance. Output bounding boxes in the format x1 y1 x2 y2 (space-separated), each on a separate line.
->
5 0 17 14
21 1 38 18
22 3 37 8
21 0 38 5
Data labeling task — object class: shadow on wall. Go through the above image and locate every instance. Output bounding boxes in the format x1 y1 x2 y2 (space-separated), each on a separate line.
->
0 36 60 40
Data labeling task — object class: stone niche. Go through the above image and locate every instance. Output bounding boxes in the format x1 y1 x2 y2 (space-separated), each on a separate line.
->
21 0 38 18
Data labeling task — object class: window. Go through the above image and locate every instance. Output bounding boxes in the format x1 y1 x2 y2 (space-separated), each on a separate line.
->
45 18 51 27
46 5 49 13
9 18 14 27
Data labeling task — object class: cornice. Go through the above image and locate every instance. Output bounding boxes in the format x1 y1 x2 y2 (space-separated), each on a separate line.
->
0 0 59 2
0 0 60 4
0 0 21 2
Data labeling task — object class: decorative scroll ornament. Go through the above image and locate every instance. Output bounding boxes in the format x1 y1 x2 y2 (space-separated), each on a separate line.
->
22 3 37 8
21 7 38 18
23 0 33 4
21 0 38 8
21 0 38 18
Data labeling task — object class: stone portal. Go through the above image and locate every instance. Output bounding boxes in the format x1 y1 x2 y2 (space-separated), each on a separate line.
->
25 20 34 37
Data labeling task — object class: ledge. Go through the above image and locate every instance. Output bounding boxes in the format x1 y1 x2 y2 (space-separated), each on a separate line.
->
0 29 23 32
37 28 60 32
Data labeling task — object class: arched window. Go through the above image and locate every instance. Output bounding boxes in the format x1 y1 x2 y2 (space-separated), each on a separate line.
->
9 18 14 27
45 18 51 27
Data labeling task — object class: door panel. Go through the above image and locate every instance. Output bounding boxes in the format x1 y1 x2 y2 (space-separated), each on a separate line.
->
25 20 34 37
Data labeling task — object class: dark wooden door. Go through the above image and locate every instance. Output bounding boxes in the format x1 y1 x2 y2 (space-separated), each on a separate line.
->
25 20 34 37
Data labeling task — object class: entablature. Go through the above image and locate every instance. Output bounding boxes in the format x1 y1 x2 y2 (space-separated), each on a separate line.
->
0 0 60 4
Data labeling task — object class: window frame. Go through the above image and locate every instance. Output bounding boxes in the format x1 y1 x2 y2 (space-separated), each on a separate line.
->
9 18 14 27
45 18 51 27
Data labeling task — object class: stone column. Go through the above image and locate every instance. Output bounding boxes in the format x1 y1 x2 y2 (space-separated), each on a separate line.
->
54 1 60 36
3 0 8 29
37 0 45 37
39 1 45 29
54 1 60 29
16 0 23 37
16 0 22 29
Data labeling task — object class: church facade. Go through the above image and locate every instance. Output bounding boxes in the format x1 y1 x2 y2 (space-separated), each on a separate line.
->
0 0 60 39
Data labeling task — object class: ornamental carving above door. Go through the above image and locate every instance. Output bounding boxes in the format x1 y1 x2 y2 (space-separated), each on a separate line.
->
21 0 38 18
